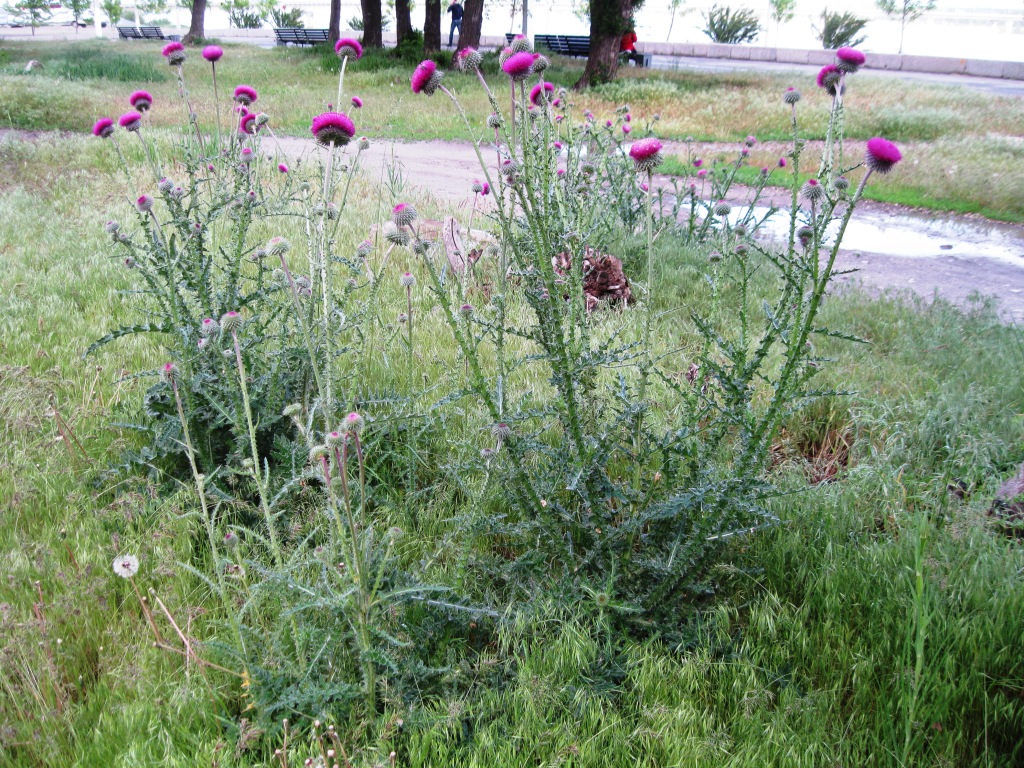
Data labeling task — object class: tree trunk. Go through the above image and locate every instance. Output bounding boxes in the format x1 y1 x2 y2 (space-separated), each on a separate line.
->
182 0 205 44
328 0 341 46
396 0 412 43
424 0 441 53
521 0 527 36
574 0 636 90
359 0 383 48
460 0 483 49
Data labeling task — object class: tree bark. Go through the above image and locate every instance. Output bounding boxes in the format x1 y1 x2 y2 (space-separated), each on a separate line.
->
328 0 341 45
359 0 383 48
396 0 413 43
182 0 206 44
574 0 638 90
460 0 483 49
424 0 441 53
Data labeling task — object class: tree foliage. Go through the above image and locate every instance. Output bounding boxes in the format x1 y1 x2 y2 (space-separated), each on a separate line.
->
701 5 760 44
815 8 868 50
876 0 936 53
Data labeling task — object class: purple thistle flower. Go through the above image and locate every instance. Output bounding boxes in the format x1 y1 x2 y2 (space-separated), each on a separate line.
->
136 194 154 213
310 112 355 147
411 60 442 95
335 38 363 59
836 47 865 73
92 117 114 138
744 135 757 146
202 45 223 62
161 41 185 64
778 157 787 168
481 182 490 196
239 112 257 135
605 119 613 128
129 90 153 112
816 65 842 96
119 111 143 131
351 95 363 109
697 169 707 179
622 124 631 134
865 137 902 174
502 51 538 81
278 163 289 173
628 137 664 173
240 147 253 163
529 81 554 106
693 158 702 168
233 85 258 106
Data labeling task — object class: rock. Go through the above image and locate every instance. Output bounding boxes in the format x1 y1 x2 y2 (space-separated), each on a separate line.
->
989 462 1024 537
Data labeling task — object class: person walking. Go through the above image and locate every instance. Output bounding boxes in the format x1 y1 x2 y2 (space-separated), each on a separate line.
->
447 1 463 47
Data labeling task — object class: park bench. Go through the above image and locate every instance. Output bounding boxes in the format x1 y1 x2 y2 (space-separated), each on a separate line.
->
505 33 650 66
117 26 170 40
274 28 330 46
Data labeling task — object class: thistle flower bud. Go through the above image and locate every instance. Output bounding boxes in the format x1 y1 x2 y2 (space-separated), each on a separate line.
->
802 178 826 203
309 445 329 464
797 225 814 247
399 271 416 288
159 362 178 384
783 87 802 104
136 195 154 214
471 181 483 194
392 203 417 227
834 176 850 192
491 423 511 441
266 237 290 257
397 312 408 324
341 411 364 435
200 317 220 336
105 220 120 234
220 311 243 334
358 136 370 150
459 303 473 318
708 251 722 263
531 54 550 73
325 430 345 448
249 247 268 262
713 200 732 217
384 221 410 247
157 177 174 193
486 113 503 129
510 34 532 52
356 239 373 257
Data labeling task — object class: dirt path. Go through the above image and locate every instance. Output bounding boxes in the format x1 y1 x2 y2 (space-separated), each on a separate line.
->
279 136 1024 323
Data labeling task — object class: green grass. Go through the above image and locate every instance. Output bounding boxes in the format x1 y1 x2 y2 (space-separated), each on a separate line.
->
0 52 1022 766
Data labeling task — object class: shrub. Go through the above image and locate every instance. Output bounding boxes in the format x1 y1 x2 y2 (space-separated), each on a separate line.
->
816 9 869 50
702 5 760 45
269 4 303 27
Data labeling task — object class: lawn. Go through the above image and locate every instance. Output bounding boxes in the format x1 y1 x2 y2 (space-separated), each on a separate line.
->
0 38 1022 767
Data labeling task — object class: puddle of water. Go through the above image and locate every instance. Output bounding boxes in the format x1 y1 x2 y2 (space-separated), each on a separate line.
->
722 206 1024 269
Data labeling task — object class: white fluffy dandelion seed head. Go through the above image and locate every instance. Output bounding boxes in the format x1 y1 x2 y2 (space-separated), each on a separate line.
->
112 554 140 579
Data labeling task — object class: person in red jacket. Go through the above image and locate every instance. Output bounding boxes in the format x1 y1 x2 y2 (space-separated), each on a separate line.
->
620 28 645 66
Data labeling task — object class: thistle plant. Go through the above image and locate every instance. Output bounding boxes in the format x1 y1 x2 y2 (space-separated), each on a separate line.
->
407 46 901 625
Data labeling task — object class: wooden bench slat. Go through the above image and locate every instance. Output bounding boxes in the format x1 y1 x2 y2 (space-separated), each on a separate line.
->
274 28 330 46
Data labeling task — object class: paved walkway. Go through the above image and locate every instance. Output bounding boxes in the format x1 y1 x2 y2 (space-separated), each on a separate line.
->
648 55 1024 98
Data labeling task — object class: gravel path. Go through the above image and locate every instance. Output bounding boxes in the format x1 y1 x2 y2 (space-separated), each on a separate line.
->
279 136 1024 323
